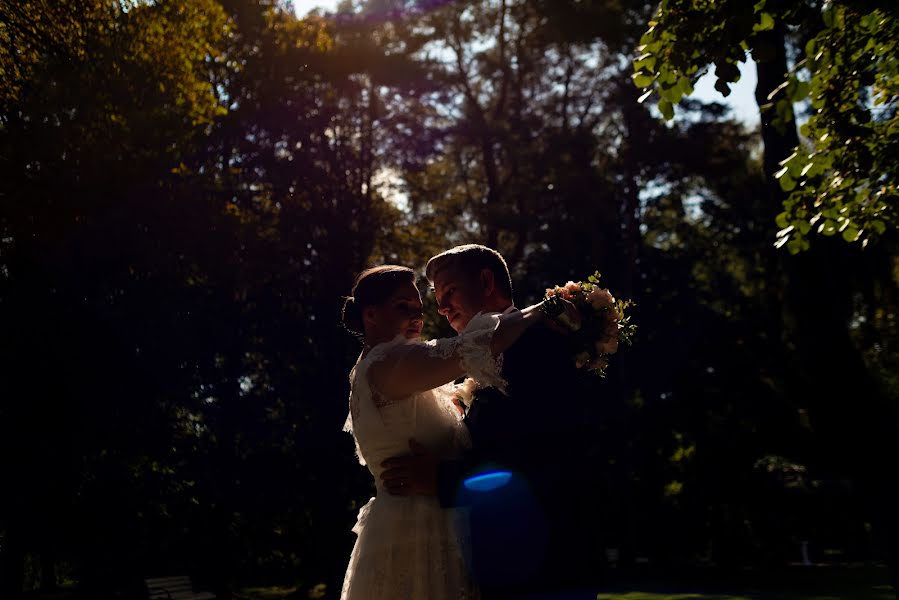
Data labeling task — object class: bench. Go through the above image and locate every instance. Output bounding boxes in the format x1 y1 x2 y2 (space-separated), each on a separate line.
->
145 576 216 600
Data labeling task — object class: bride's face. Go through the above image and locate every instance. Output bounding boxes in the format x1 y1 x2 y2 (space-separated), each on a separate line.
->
368 281 424 341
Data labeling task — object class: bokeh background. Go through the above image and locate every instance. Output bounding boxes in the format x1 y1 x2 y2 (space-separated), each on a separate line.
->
1 1 896 598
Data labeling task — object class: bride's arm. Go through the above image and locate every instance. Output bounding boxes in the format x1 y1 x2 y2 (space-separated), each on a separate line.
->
368 304 546 400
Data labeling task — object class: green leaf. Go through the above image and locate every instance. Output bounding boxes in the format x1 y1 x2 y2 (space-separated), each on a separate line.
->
819 220 837 236
805 38 816 58
753 12 775 32
806 161 825 178
632 73 655 88
658 98 674 120
842 227 860 242
871 220 886 235
835 6 846 30
663 84 686 104
777 225 795 238
634 54 656 71
779 174 796 192
660 67 678 85
715 61 740 83
778 151 798 166
789 80 810 102
775 212 790 229
714 78 732 97
775 98 794 124
860 13 876 31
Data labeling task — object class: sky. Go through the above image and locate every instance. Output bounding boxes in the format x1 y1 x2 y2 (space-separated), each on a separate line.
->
293 0 338 16
691 58 760 127
292 0 760 127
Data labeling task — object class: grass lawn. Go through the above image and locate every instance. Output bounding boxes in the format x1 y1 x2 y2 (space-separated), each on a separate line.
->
595 565 895 600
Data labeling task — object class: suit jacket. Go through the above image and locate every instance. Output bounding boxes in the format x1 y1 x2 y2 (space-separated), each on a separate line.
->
437 322 592 592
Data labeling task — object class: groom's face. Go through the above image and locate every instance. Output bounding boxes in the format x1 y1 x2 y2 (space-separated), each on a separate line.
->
433 265 486 333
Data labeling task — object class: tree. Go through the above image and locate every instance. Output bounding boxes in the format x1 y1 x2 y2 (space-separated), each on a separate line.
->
0 0 389 594
1 1 232 595
632 0 899 587
633 0 897 252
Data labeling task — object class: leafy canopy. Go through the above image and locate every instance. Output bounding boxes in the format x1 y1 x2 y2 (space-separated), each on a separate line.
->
632 0 898 253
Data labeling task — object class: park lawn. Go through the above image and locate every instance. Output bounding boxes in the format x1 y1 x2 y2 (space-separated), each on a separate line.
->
235 582 327 600
595 565 894 600
235 586 298 599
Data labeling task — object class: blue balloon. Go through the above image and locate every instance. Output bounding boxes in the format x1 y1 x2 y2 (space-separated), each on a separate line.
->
463 471 513 492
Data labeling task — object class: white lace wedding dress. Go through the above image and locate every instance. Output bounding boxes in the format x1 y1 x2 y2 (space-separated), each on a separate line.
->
340 315 505 600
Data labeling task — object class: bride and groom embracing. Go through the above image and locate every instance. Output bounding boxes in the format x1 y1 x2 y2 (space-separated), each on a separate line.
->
340 244 594 600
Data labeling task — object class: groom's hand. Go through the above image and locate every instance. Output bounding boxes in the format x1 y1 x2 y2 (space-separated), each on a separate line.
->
380 439 438 496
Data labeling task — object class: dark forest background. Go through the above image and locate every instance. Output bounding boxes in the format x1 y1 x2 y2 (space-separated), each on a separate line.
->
1 0 896 598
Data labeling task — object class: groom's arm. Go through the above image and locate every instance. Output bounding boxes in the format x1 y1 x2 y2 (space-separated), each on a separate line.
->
436 456 478 508
435 325 587 508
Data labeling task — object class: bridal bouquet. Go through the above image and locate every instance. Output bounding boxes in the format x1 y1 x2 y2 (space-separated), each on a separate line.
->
541 271 636 377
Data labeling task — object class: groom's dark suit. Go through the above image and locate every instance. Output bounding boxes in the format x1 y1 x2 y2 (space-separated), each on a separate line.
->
437 320 593 598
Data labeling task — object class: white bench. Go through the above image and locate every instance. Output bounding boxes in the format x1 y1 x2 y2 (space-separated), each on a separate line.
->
145 576 216 600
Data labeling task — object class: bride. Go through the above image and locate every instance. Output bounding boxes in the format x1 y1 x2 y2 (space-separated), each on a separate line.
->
339 265 551 600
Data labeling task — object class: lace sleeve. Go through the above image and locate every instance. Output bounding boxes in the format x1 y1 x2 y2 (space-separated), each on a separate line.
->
365 312 513 400
424 312 508 393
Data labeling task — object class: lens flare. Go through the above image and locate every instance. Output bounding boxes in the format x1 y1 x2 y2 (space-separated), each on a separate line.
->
463 470 512 492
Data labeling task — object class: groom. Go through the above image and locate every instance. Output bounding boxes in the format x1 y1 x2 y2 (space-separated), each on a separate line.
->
381 244 593 599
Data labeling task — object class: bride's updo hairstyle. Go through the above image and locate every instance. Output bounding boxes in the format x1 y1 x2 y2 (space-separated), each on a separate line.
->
342 265 416 337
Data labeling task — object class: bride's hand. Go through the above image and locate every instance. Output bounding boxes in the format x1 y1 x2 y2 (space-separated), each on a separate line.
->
535 297 582 333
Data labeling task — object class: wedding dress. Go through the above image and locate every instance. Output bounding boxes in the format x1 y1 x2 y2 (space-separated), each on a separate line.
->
339 314 505 600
